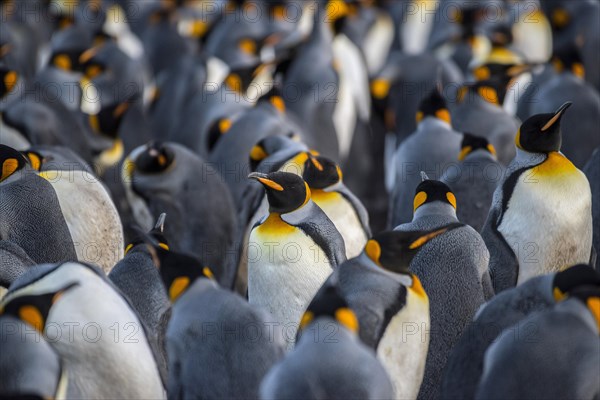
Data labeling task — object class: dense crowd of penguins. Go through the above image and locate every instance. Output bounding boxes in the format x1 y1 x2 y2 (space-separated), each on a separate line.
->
1 0 600 399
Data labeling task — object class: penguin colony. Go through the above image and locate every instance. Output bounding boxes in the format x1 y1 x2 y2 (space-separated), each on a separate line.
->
1 0 599 399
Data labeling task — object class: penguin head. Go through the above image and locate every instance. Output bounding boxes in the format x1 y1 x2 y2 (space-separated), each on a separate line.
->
413 175 457 214
302 155 342 190
460 77 507 106
299 283 358 334
552 264 600 302
132 142 176 175
21 150 44 172
364 223 463 275
0 144 28 183
488 24 513 49
552 45 585 79
257 85 286 114
416 88 450 125
248 134 308 172
0 66 18 98
248 171 310 214
206 117 234 152
516 102 572 153
87 98 133 140
125 213 169 255
458 133 497 161
0 282 79 333
567 285 600 330
224 61 263 94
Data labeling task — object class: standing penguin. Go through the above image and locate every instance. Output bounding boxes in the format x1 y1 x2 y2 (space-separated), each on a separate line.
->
441 133 505 232
144 237 285 400
247 171 346 346
0 144 76 264
482 102 594 293
1 262 165 398
394 177 492 400
302 154 370 258
584 148 599 271
260 283 395 400
388 88 462 227
475 285 600 400
307 223 463 400
441 264 600 400
122 141 237 287
26 145 124 273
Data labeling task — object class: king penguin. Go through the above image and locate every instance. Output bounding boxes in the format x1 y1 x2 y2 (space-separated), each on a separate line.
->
0 144 77 264
247 171 346 346
302 154 370 258
482 102 594 293
143 234 285 400
260 283 395 400
307 223 463 400
26 145 124 273
2 262 166 398
584 147 600 271
441 264 600 400
475 284 600 400
388 88 462 227
394 176 492 400
441 133 505 232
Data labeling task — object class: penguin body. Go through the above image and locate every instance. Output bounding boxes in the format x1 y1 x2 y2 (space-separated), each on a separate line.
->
260 284 394 400
3 262 166 399
441 134 505 232
0 241 34 294
394 179 491 400
482 104 593 292
0 316 69 399
475 292 600 400
0 145 77 264
247 171 345 345
303 155 370 258
123 142 237 288
29 145 124 273
388 89 462 227
441 264 600 399
584 148 600 271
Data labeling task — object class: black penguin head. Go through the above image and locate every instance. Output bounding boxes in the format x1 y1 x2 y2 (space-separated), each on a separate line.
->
0 144 28 183
416 88 450 124
552 264 600 301
21 150 45 172
302 155 342 190
413 176 457 214
87 98 133 140
516 102 572 153
0 282 79 333
460 77 509 106
125 213 170 255
552 45 585 79
0 66 18 98
224 61 263 94
488 24 513 48
248 171 310 214
206 117 234 152
298 283 358 333
134 142 176 174
567 285 600 329
248 134 307 172
549 6 571 31
459 133 496 161
257 85 286 114
364 223 463 275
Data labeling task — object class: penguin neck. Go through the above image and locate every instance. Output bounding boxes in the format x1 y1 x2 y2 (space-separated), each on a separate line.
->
413 202 457 221
514 147 550 165
357 252 413 287
557 298 599 334
417 116 451 131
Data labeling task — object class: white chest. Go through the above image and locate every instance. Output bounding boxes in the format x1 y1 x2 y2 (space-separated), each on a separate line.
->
377 292 430 400
499 166 593 283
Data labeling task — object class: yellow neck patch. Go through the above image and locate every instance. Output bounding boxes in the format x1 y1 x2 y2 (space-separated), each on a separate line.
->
478 86 499 105
270 96 286 113
371 79 391 99
257 213 296 235
416 111 424 123
365 239 382 265
219 118 232 134
299 310 314 330
335 307 359 333
458 146 473 161
19 305 45 333
326 0 349 22
54 54 71 71
4 70 17 93
473 65 491 81
409 275 427 300
532 152 577 177
572 63 585 79
26 152 42 171
587 297 600 332
189 19 208 38
310 189 341 205
446 192 457 209
413 191 428 212
435 109 451 124
98 138 124 169
1 158 19 182
249 145 267 161
553 287 566 302
169 276 190 302
225 74 242 94
239 38 257 55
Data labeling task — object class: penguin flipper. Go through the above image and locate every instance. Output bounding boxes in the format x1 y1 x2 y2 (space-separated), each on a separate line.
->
482 207 519 294
282 201 347 266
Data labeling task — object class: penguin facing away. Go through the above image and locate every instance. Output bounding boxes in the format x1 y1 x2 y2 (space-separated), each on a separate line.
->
260 282 394 400
441 264 600 400
247 171 346 346
583 147 600 271
395 176 492 400
441 133 505 232
475 285 600 400
302 154 370 258
482 102 593 293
